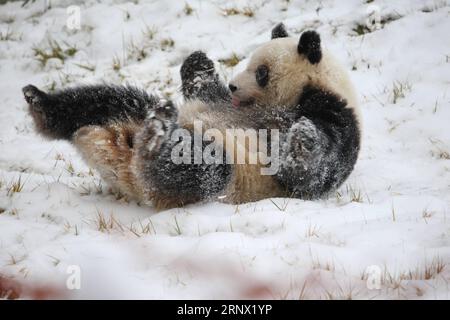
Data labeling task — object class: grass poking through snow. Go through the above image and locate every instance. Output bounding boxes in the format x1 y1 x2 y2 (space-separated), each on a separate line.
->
33 39 77 67
391 80 412 104
220 6 255 17
6 176 26 197
218 53 241 67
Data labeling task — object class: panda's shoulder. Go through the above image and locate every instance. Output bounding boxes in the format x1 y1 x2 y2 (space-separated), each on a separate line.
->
296 85 359 132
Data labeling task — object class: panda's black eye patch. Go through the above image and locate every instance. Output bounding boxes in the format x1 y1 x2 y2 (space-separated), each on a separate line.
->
255 64 269 87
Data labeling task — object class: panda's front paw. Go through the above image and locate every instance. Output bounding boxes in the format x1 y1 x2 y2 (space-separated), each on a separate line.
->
180 51 216 84
136 100 178 159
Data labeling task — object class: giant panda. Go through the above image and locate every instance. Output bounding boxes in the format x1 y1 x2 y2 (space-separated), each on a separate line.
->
22 23 361 210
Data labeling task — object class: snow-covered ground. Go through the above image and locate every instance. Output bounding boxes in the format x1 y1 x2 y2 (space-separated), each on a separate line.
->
0 0 449 299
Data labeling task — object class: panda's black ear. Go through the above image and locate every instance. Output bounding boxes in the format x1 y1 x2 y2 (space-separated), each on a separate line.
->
271 23 289 39
297 30 322 64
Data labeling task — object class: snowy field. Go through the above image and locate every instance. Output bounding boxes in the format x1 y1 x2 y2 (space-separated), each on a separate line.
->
0 0 449 299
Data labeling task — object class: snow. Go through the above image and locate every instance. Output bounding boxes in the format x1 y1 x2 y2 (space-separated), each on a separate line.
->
0 0 449 299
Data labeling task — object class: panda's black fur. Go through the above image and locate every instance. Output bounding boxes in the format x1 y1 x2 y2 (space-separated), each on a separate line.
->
133 98 233 206
277 85 360 199
22 24 361 209
23 84 158 140
180 51 231 103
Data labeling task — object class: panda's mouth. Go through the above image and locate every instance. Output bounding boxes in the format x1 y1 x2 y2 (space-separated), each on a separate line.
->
231 95 255 108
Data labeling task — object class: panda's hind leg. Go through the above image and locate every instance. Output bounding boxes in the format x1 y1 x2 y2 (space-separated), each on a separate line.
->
73 122 143 201
22 84 158 140
180 51 231 103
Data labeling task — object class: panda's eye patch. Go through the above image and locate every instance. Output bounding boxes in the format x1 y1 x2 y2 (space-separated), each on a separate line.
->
255 64 269 87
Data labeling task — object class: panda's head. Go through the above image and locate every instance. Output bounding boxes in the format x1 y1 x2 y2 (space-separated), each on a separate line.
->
229 23 330 108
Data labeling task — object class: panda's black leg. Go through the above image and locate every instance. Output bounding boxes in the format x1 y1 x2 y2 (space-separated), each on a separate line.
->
277 117 330 199
180 51 231 103
277 86 360 199
134 100 232 209
22 84 159 140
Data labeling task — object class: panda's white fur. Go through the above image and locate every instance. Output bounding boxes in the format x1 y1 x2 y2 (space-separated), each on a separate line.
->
229 37 361 124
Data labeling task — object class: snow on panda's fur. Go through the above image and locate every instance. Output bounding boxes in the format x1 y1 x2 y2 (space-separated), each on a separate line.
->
22 23 361 210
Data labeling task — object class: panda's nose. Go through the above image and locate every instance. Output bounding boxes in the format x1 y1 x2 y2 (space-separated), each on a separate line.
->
228 84 237 92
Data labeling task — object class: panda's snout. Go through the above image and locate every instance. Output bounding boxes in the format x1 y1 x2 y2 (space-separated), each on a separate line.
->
228 84 237 93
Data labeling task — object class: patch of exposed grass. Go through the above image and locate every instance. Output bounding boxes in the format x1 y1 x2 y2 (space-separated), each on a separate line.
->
220 6 255 17
78 179 103 196
140 219 157 235
64 222 79 236
172 215 182 235
95 209 124 233
160 38 175 51
433 149 450 160
322 284 358 300
391 80 411 104
65 161 75 176
7 253 26 266
419 257 446 280
125 219 157 237
47 255 61 267
7 176 26 197
352 23 371 36
127 39 149 62
0 27 21 41
312 257 335 272
421 1 448 13
33 40 77 67
142 25 158 41
335 184 371 204
352 13 403 36
73 62 96 72
218 53 241 67
183 2 194 15
429 138 450 160
269 198 290 212
380 257 446 289
112 55 122 72
346 184 363 203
